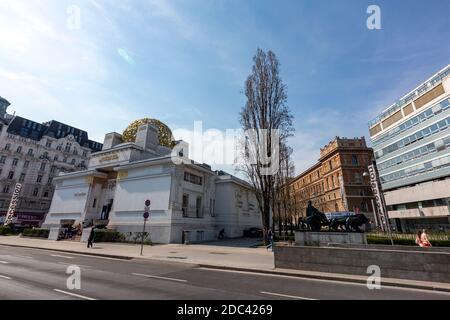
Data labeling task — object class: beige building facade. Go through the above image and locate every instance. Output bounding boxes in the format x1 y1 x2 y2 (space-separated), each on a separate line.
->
290 137 375 220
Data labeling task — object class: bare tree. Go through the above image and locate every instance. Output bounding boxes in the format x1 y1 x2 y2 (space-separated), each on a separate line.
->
238 49 294 243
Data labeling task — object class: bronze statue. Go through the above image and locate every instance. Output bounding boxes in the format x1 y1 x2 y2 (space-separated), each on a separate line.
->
330 214 369 232
304 201 329 232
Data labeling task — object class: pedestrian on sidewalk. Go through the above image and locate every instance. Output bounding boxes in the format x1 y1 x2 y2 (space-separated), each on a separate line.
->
87 227 95 248
266 228 274 252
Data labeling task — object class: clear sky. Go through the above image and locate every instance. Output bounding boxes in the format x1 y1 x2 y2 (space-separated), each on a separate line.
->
1 0 449 175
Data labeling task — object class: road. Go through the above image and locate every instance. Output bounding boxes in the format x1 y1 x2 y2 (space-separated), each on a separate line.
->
0 245 449 300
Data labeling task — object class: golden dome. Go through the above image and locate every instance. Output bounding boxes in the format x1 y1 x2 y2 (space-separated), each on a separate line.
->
122 118 174 148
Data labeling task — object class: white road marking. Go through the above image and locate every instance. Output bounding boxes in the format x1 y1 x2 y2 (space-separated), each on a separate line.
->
0 261 10 264
260 291 317 300
53 289 96 300
132 273 187 283
0 275 11 280
50 254 73 259
16 255 33 259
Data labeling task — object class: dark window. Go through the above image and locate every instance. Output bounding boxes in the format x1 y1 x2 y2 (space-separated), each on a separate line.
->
19 173 26 183
196 196 203 218
0 156 6 164
182 194 189 217
351 155 358 165
32 188 39 197
37 175 43 183
27 148 33 156
4 143 11 151
7 171 14 180
12 158 18 166
2 185 10 193
184 172 203 186
16 146 22 153
23 160 29 168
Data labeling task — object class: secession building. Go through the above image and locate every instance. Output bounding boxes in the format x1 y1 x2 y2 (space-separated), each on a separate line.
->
0 97 102 227
289 137 375 220
42 120 261 243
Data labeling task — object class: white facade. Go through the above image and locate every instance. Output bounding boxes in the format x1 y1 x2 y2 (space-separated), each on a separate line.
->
42 124 262 243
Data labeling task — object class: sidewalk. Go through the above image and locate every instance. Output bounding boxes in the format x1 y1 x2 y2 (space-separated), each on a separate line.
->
0 236 274 269
1 236 450 293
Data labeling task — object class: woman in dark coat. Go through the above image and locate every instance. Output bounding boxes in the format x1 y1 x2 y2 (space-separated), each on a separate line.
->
87 227 95 248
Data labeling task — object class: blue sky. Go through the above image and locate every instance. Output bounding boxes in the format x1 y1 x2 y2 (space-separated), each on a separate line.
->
1 0 449 174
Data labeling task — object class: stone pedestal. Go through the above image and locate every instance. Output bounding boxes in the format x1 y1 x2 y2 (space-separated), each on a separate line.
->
295 231 367 247
48 227 62 241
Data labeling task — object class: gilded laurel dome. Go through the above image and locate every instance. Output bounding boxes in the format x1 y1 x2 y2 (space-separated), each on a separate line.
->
122 118 174 148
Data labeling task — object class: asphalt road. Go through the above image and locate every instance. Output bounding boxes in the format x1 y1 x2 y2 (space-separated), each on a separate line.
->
0 245 449 300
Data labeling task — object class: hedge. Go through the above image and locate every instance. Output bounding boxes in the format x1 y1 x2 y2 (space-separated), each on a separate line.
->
0 226 14 236
22 228 50 238
367 235 450 247
93 229 125 243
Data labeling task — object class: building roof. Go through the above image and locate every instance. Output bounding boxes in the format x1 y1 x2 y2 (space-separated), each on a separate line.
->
6 116 103 152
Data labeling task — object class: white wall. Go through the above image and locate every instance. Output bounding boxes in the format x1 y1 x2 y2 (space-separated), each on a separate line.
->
113 174 171 212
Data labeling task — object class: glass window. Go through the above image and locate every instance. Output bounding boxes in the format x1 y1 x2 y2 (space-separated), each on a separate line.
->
430 124 439 133
437 120 447 130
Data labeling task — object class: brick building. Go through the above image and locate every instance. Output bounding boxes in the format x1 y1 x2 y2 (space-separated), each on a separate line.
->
289 137 375 220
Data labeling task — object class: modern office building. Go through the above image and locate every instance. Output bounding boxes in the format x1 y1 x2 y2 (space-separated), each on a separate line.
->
289 137 375 221
0 97 102 227
42 121 262 243
368 65 450 232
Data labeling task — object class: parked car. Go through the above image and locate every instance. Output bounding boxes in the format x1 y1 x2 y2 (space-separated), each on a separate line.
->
244 227 263 238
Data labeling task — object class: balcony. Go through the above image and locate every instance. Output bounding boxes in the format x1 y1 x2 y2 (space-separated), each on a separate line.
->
388 206 449 219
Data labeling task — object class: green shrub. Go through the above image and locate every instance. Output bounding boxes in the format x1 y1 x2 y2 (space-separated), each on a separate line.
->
93 229 125 243
0 226 13 236
367 235 450 247
22 228 49 238
274 235 295 242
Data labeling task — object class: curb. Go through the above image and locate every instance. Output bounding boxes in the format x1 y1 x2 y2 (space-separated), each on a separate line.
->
2 242 450 294
197 265 450 294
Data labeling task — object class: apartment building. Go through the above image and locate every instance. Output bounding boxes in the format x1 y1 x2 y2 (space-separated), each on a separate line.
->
368 65 450 232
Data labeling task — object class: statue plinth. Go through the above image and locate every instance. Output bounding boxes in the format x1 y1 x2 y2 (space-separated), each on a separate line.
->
295 231 367 247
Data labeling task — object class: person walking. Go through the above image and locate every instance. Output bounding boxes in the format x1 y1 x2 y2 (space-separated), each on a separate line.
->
87 227 95 249
266 228 274 252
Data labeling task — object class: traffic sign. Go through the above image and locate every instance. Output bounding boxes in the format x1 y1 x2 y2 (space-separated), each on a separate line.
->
143 211 149 220
145 199 151 207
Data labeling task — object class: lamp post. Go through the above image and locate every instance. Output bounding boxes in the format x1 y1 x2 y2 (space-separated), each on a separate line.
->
363 164 394 246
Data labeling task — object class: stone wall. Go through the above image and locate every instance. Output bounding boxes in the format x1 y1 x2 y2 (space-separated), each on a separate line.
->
274 245 450 283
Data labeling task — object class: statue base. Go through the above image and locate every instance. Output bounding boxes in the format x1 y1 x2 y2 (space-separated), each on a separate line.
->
295 231 367 247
